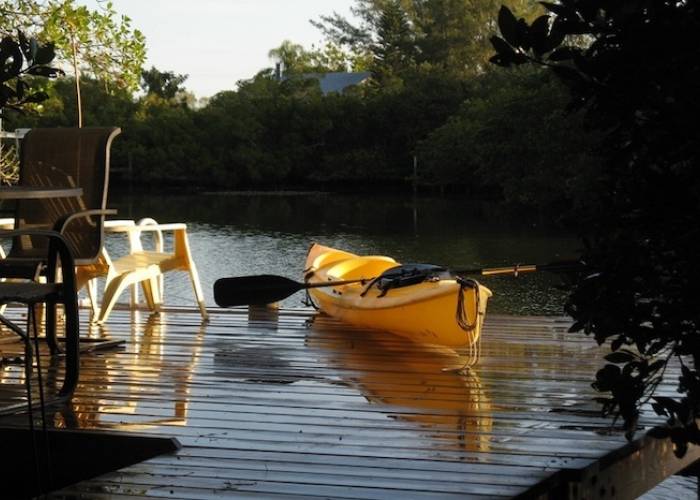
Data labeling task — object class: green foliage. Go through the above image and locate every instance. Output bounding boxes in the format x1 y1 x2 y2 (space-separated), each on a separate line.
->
0 30 61 184
411 0 500 75
494 2 700 452
370 0 416 88
2 0 599 223
418 68 600 213
141 66 188 100
268 40 352 75
6 60 599 210
1 0 146 126
0 31 62 114
313 0 543 81
2 0 145 90
42 0 146 91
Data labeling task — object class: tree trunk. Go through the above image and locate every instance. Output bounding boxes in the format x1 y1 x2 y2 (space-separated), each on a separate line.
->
71 39 82 128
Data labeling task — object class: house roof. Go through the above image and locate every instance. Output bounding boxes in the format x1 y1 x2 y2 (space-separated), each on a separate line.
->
315 72 371 94
284 72 371 95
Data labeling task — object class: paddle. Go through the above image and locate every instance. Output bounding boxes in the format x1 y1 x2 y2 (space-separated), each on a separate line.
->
213 261 581 307
214 274 370 307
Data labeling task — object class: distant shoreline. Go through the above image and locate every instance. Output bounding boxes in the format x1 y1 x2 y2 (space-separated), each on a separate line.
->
201 190 329 196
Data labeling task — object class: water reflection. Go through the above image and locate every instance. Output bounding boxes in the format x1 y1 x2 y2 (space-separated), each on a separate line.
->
108 191 578 314
306 317 493 452
56 311 206 430
212 306 305 385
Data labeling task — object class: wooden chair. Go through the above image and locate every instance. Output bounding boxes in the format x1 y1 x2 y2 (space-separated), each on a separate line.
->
96 218 208 324
0 127 121 345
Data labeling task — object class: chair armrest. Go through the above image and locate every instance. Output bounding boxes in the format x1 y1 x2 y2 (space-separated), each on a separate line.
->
0 229 76 283
105 218 188 254
104 219 136 229
53 208 118 233
105 222 187 233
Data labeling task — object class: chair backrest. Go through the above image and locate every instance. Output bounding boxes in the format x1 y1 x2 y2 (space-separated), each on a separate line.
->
11 127 121 264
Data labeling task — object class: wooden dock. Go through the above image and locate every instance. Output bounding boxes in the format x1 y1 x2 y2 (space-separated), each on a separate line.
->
1 307 698 498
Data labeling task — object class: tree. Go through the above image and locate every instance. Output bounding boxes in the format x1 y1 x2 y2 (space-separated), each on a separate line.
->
370 0 416 88
411 0 497 75
268 40 351 75
418 68 600 209
312 0 541 80
492 2 700 455
141 66 188 100
310 0 381 52
1 0 146 127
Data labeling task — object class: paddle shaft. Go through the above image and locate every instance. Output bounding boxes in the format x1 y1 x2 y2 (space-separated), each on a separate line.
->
306 278 369 288
454 262 580 277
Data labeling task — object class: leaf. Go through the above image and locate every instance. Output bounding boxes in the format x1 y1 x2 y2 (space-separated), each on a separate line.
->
651 402 668 417
26 66 62 78
17 31 31 61
653 396 681 414
15 79 25 100
2 40 23 80
33 43 56 66
489 36 524 67
529 15 551 56
539 2 571 18
545 17 567 51
568 320 586 332
0 83 17 99
490 35 514 55
673 441 688 459
516 19 531 51
23 91 49 104
497 6 521 48
610 335 625 352
594 364 621 391
604 351 636 364
30 38 38 60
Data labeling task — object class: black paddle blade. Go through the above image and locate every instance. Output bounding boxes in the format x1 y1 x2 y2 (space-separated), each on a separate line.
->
214 275 304 307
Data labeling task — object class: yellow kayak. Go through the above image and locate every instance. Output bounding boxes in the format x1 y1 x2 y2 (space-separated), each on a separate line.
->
304 243 492 349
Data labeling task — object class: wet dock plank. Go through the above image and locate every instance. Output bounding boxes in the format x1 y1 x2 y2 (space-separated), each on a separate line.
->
0 307 695 498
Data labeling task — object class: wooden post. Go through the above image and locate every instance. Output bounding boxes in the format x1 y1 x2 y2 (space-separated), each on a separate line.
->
412 154 418 195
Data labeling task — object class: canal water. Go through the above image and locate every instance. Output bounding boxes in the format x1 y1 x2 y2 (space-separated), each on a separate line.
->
108 191 578 314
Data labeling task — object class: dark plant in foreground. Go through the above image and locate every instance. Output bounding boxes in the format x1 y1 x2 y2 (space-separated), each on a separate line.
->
491 1 700 456
0 31 62 115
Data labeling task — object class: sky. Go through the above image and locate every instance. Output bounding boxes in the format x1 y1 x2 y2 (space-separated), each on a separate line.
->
86 0 356 98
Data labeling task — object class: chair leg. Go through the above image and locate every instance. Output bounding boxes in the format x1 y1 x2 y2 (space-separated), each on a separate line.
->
140 277 158 310
86 278 100 317
148 275 162 312
45 301 60 354
130 282 139 307
97 274 135 324
186 263 209 321
60 284 80 398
